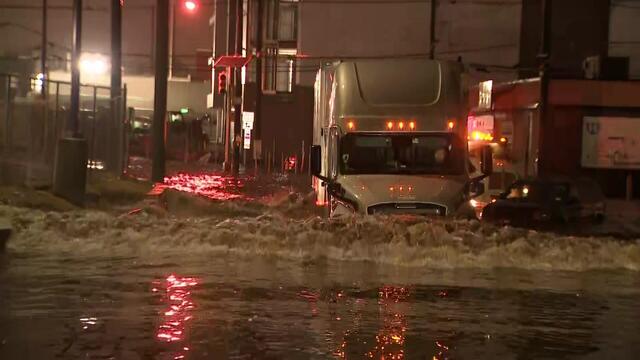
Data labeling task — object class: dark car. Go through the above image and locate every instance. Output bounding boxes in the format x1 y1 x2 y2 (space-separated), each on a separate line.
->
481 178 606 227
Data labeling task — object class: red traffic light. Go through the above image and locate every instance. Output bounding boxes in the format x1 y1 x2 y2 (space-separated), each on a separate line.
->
183 0 198 12
218 72 227 94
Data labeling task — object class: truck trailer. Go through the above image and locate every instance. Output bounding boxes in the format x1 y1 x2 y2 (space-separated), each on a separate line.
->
310 58 492 217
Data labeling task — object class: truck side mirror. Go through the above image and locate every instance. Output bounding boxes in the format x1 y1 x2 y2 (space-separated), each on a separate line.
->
310 145 322 177
481 145 493 175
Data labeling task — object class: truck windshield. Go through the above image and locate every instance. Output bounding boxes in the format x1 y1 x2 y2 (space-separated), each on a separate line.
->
340 133 465 175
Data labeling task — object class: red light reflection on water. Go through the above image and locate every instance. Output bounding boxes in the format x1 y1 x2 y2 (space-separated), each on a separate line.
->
364 286 410 360
151 173 250 201
155 274 199 359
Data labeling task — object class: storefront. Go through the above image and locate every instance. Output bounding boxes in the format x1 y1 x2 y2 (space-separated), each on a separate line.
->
468 78 640 199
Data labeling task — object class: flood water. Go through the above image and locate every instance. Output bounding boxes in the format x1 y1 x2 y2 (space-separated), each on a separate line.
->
1 204 640 359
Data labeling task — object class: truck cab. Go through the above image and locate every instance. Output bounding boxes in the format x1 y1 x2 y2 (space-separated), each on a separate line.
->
311 58 492 217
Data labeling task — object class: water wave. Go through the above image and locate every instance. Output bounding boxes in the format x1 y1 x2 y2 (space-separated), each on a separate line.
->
2 204 639 272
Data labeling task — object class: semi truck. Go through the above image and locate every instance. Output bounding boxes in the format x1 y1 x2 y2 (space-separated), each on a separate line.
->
310 58 492 217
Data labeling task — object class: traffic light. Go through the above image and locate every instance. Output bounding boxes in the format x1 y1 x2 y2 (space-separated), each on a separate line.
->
218 72 227 94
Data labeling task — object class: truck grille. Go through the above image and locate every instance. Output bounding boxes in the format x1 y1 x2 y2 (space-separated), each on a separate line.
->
367 203 447 216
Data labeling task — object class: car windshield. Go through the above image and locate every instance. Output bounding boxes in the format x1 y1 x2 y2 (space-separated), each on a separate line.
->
504 182 571 202
340 133 465 175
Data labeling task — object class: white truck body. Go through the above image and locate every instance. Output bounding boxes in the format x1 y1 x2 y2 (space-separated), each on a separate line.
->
312 58 481 217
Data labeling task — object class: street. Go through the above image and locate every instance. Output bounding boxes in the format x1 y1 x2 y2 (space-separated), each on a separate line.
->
1 186 640 359
2 0 640 358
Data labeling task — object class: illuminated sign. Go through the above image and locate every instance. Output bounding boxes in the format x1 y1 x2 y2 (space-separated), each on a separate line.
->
478 80 493 110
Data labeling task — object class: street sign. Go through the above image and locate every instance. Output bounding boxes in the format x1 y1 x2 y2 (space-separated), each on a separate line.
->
243 130 251 150
242 112 254 130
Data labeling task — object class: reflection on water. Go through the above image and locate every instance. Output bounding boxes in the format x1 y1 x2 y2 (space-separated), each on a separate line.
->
154 274 199 360
1 255 640 359
365 286 409 360
152 173 248 201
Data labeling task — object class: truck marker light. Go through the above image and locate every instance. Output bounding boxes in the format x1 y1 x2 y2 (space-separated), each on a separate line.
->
409 121 416 130
500 137 507 143
389 186 394 192
398 121 405 130
448 121 455 130
347 121 355 130
386 121 394 130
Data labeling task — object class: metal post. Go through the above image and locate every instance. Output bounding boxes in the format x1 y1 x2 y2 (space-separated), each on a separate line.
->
152 0 169 183
54 82 59 137
41 0 48 97
111 0 123 174
69 0 82 136
121 83 127 174
429 0 437 59
538 0 551 176
232 0 243 175
254 0 263 171
111 0 122 102
4 75 10 153
90 86 97 165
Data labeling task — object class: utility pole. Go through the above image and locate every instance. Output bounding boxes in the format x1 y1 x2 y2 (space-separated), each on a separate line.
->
168 0 176 79
111 0 123 174
41 0 47 97
253 0 263 172
429 0 437 59
232 0 243 175
53 0 87 206
538 0 551 176
152 0 170 182
223 0 236 172
111 0 122 102
69 0 82 135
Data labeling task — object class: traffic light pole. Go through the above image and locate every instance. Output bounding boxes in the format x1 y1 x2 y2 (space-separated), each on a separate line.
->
152 0 169 182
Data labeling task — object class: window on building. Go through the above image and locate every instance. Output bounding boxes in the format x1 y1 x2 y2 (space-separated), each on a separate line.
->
276 56 294 93
264 0 278 42
263 47 296 94
261 1 298 94
278 1 298 43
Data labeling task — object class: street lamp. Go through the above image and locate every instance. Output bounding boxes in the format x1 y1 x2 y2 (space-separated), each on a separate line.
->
79 54 109 76
184 0 197 12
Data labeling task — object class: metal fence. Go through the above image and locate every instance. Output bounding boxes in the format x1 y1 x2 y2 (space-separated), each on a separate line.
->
0 73 126 187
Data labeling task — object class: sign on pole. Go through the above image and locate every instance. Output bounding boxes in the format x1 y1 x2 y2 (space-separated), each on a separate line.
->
242 111 254 131
243 130 251 150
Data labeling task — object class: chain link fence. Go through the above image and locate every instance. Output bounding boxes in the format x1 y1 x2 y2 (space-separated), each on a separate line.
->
0 73 126 187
